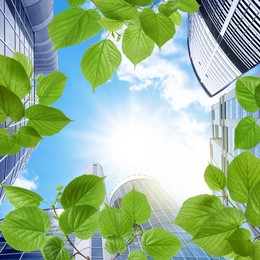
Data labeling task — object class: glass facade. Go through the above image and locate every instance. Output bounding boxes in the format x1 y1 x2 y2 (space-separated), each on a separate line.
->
0 209 76 259
188 0 260 96
0 0 57 203
109 176 225 260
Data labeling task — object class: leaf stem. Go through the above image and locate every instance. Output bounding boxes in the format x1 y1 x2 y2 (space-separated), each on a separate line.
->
50 195 91 260
66 235 90 260
151 0 161 8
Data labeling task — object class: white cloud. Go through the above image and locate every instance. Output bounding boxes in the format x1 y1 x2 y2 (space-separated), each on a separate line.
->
13 170 38 190
69 100 212 204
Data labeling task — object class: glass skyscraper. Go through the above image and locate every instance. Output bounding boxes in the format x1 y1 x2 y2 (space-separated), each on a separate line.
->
109 175 224 260
0 0 57 203
188 0 260 96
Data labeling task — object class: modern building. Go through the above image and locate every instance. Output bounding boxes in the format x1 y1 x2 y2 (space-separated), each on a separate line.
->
210 72 260 237
210 77 260 176
0 163 226 259
188 0 260 97
0 208 75 259
109 175 225 260
75 162 111 260
0 0 57 203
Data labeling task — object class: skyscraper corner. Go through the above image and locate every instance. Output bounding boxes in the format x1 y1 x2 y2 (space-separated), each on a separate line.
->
0 0 58 203
188 0 260 97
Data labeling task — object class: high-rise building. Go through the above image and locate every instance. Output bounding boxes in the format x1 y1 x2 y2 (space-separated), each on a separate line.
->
210 85 260 176
188 0 260 97
75 162 111 260
109 175 224 260
210 77 260 237
0 0 57 203
0 163 225 259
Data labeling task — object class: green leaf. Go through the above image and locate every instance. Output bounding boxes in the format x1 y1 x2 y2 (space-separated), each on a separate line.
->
0 55 31 98
177 0 200 13
67 0 86 7
37 73 44 83
122 25 154 66
235 256 252 260
128 250 147 260
142 228 182 259
227 151 260 204
175 194 223 236
25 104 71 136
170 11 182 26
16 126 42 148
0 107 6 124
81 40 122 90
98 17 124 31
139 8 175 48
93 0 137 20
235 76 260 113
0 85 25 122
0 184 43 208
192 208 245 256
105 236 126 254
49 8 101 50
227 228 252 257
98 205 132 238
36 71 67 106
60 174 106 210
121 188 151 224
0 129 21 156
124 0 153 6
13 52 33 78
255 84 260 107
235 116 260 149
204 164 226 192
1 206 50 251
56 185 64 192
246 181 260 227
158 4 176 17
42 236 70 260
252 241 260 260
59 205 98 239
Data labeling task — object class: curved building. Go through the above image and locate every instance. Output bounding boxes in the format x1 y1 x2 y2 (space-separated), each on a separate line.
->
109 175 224 260
188 0 260 97
0 0 57 203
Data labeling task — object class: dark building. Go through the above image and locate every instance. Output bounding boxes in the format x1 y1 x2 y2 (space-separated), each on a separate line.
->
0 0 57 203
188 0 260 97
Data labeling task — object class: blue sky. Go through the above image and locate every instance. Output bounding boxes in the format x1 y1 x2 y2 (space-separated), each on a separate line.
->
1 2 222 217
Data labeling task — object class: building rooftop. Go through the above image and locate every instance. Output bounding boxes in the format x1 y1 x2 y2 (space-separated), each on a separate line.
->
22 0 58 74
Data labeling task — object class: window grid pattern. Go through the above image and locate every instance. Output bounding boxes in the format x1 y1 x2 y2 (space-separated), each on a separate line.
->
0 0 37 203
188 12 241 96
91 232 104 259
110 178 224 259
0 209 76 259
202 0 231 32
223 0 260 69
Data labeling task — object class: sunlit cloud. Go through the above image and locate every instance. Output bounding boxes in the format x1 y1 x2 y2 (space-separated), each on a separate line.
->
13 170 38 190
68 97 212 204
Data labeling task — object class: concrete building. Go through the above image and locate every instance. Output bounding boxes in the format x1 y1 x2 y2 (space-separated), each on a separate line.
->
188 0 260 97
0 0 57 203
